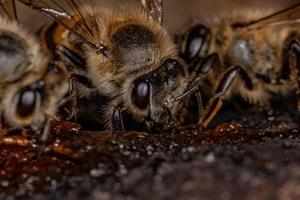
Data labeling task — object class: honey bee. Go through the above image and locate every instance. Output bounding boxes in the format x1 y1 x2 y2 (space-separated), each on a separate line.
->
174 3 300 128
0 0 77 144
17 0 205 132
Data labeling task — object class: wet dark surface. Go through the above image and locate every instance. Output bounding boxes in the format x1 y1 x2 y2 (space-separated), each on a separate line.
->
1 98 300 200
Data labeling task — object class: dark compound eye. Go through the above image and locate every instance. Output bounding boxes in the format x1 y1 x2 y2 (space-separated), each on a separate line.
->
17 89 38 118
132 81 150 110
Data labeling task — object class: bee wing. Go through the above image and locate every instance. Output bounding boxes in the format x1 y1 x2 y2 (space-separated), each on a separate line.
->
240 3 300 30
137 0 163 25
0 0 18 21
18 0 110 57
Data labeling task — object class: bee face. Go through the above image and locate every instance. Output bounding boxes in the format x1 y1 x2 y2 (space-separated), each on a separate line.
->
111 21 188 122
3 62 68 129
130 58 187 122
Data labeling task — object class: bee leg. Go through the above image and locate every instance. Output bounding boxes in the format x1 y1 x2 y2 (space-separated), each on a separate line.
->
56 45 87 71
175 53 219 102
71 74 94 89
180 24 210 65
56 45 95 89
164 107 178 133
188 52 220 92
56 79 77 121
58 74 96 121
57 95 77 121
283 39 300 110
195 89 204 117
57 79 74 108
170 53 220 129
111 106 125 132
40 119 51 143
199 66 253 128
194 53 220 75
57 75 93 121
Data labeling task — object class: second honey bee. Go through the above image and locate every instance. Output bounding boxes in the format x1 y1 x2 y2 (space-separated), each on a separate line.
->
175 3 300 128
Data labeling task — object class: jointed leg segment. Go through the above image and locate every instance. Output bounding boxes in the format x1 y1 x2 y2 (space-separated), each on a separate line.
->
111 106 125 132
199 66 253 128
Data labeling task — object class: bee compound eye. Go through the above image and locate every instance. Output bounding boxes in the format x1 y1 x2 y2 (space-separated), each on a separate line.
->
17 89 38 118
132 81 150 110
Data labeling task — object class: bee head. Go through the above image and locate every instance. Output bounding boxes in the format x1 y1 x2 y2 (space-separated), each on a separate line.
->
3 62 68 130
130 58 187 122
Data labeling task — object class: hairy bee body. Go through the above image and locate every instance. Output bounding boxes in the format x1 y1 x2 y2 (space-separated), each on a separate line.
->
39 7 188 129
0 16 69 132
199 10 298 107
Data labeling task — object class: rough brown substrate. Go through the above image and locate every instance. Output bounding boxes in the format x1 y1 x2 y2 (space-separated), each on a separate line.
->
1 129 300 200
1 98 300 200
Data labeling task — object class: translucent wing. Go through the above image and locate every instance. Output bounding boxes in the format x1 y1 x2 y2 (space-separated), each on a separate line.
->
138 0 163 25
18 0 109 57
0 0 18 21
236 3 300 30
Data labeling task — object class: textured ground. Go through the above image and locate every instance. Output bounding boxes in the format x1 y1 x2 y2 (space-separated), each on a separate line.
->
1 97 300 200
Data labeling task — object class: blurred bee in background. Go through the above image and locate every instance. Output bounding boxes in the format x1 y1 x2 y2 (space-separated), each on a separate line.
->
176 3 300 128
17 0 206 132
0 0 78 146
